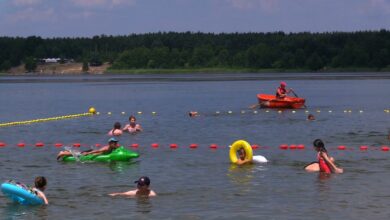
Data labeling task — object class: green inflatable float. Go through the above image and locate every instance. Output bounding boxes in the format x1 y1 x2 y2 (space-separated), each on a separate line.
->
62 146 139 162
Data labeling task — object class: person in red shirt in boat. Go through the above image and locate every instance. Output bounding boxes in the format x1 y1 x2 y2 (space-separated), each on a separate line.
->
276 81 293 99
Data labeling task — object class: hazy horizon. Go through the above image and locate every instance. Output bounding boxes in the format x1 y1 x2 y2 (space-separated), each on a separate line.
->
0 0 389 37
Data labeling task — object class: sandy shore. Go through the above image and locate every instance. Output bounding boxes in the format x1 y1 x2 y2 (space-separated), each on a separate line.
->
7 62 110 75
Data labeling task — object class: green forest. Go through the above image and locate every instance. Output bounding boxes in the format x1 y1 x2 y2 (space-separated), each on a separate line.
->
1 30 389 72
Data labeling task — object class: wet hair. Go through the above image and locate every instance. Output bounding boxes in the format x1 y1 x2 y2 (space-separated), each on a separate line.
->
129 115 136 121
313 139 327 152
237 148 246 155
35 176 47 189
114 122 121 129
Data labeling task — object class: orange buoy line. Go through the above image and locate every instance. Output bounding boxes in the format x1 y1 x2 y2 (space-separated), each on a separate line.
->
0 141 388 152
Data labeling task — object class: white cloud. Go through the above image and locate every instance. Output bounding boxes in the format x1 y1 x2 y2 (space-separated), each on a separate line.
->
368 0 390 13
70 0 136 8
12 0 42 7
6 7 54 22
226 0 279 11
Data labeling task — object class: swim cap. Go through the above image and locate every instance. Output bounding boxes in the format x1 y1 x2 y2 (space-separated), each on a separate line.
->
108 137 118 143
135 176 150 186
280 82 287 87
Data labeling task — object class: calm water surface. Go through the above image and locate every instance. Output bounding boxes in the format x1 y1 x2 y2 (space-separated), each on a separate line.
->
0 73 389 219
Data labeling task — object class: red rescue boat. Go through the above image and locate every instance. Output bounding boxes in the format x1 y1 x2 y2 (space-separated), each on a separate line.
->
257 94 305 109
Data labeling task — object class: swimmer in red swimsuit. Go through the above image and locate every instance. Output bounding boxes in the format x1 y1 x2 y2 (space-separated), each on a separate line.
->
305 139 343 174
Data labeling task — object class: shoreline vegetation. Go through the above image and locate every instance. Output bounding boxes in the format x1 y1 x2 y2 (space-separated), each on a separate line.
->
1 31 389 75
1 63 390 75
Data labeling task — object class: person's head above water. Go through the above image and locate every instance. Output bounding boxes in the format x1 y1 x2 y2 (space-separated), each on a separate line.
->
35 176 47 191
135 176 150 189
238 148 246 160
308 114 315 121
108 137 119 147
114 122 121 129
280 81 287 88
313 139 327 152
129 115 137 125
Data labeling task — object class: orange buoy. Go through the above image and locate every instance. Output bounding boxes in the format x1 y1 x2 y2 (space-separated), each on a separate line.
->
279 144 288 150
0 142 6 147
360 146 368 151
189 143 198 149
35 142 44 147
381 146 389 151
73 143 81 147
289 144 297 150
170 143 178 149
297 144 305 150
338 145 346 150
209 144 218 149
251 144 259 150
17 142 25 147
151 143 159 148
131 143 139 148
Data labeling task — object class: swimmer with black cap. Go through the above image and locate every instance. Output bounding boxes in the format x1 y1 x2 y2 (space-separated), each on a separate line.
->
109 176 157 197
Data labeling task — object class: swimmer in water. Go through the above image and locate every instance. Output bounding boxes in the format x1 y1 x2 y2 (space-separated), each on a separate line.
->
189 111 199 117
305 139 343 174
108 122 123 136
236 148 252 165
122 116 142 134
57 138 119 160
307 114 315 121
109 176 157 197
33 176 48 205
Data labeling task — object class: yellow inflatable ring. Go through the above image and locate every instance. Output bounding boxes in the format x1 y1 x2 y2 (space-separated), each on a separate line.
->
229 140 253 163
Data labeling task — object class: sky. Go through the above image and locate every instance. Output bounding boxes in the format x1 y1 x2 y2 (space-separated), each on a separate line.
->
0 0 389 37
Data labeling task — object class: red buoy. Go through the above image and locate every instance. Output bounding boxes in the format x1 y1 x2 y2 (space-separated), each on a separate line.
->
73 143 81 147
338 145 346 150
289 144 297 150
189 143 198 149
170 143 178 149
279 144 288 150
251 144 259 150
151 143 159 148
95 143 101 147
35 142 44 147
0 142 6 147
209 144 218 149
17 142 25 147
54 143 63 147
130 143 139 148
297 144 305 150
381 146 389 151
360 146 368 151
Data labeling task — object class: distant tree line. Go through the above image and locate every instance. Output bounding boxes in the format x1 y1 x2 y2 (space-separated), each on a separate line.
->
0 30 389 72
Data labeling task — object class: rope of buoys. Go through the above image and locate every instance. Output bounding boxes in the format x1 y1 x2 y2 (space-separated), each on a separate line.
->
0 107 96 128
0 141 388 152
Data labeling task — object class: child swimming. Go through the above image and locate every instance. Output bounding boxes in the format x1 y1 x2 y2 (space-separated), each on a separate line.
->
122 116 142 134
305 139 343 174
33 176 48 205
108 122 123 136
236 148 252 165
109 176 156 197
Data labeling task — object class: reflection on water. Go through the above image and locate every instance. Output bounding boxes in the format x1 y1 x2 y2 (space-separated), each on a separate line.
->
227 164 255 187
3 203 48 219
108 161 140 173
136 197 153 214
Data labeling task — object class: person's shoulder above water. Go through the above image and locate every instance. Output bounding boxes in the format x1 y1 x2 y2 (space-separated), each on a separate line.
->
109 176 156 197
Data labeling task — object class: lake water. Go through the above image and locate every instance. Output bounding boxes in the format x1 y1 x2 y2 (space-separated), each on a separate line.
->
0 73 389 219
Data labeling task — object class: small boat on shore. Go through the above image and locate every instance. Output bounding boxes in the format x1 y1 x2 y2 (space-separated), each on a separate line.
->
257 94 305 109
